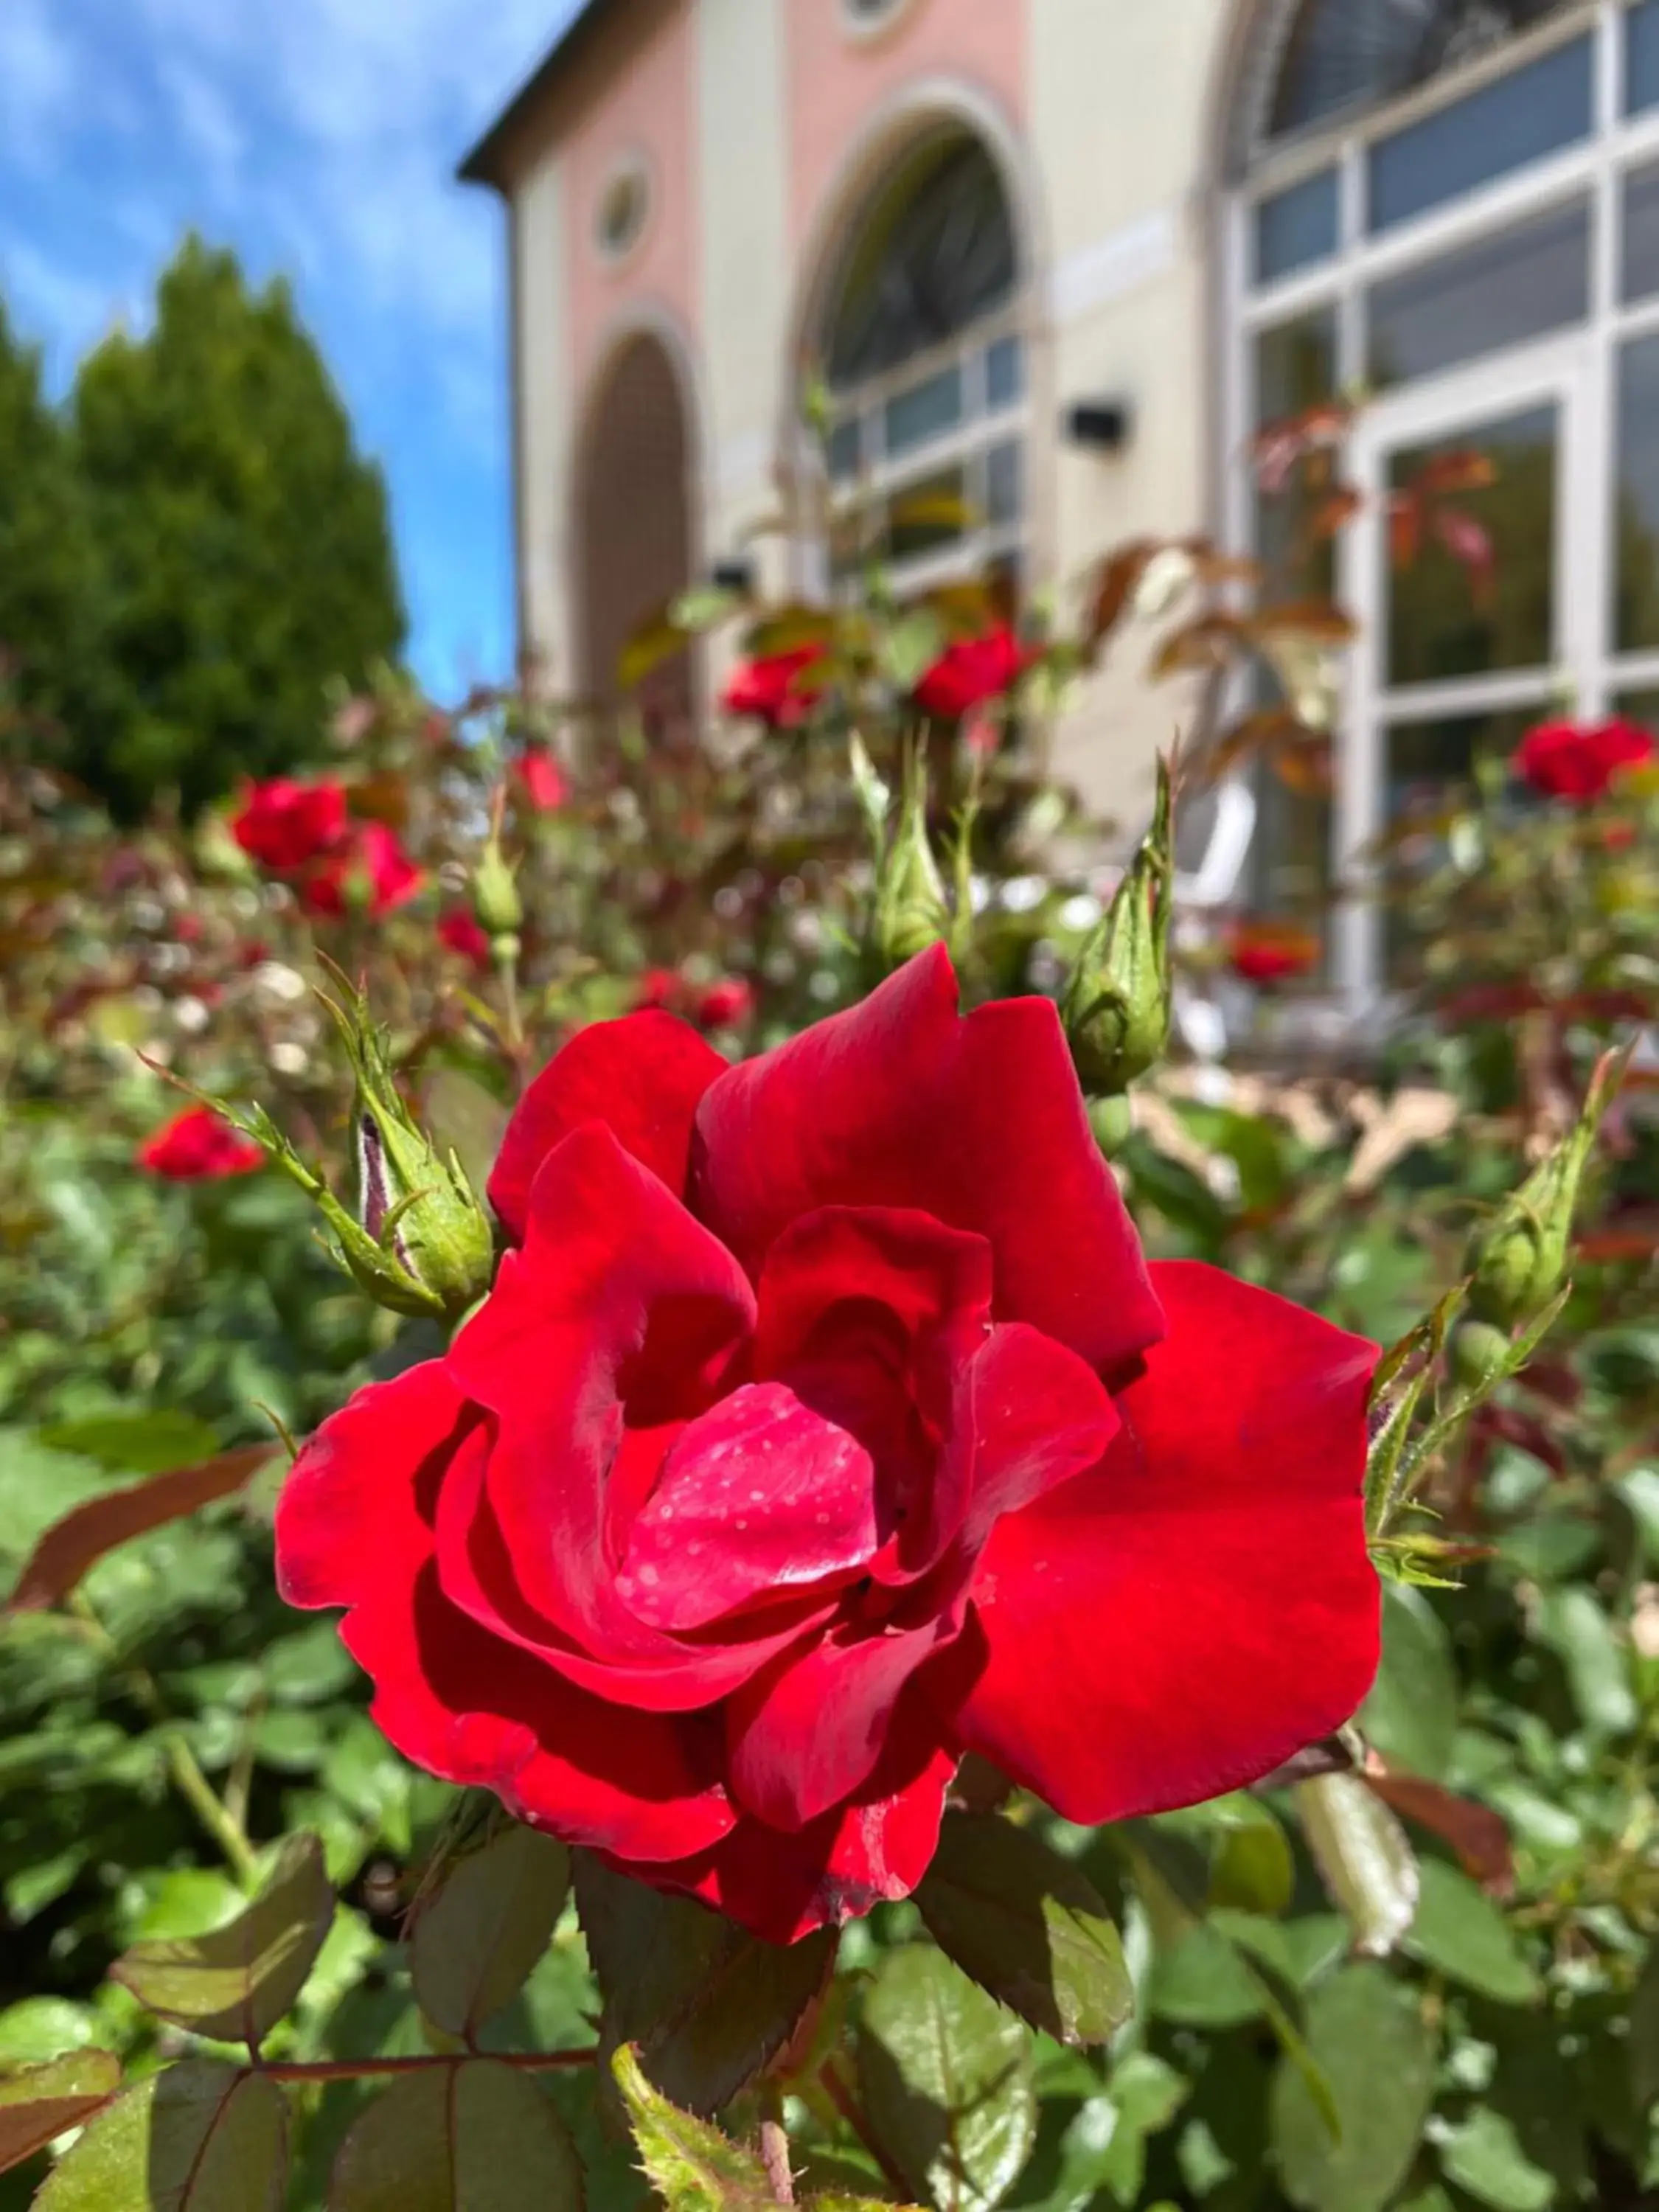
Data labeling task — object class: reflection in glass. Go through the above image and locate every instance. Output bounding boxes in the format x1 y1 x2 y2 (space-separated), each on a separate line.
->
1623 164 1659 305
827 418 861 482
1614 335 1659 653
1255 170 1340 285
1386 404 1557 687
1367 36 1590 234
1268 0 1574 141
985 440 1021 529
1382 709 1537 975
884 366 962 457
884 467 967 565
1254 311 1338 602
985 335 1023 409
1366 198 1587 387
1630 0 1659 116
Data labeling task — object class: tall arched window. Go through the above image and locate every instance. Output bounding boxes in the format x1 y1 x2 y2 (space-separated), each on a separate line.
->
815 129 1026 594
1228 0 1659 993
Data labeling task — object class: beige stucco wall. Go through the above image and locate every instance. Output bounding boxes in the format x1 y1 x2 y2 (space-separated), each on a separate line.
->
695 0 791 610
514 152 575 692
1032 0 1235 833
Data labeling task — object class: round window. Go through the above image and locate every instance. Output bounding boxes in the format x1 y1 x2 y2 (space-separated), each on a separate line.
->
594 159 650 264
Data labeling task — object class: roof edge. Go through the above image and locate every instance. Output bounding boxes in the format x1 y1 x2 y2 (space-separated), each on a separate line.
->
456 0 619 189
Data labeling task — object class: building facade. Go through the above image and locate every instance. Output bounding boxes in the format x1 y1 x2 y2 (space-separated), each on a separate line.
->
463 0 1659 996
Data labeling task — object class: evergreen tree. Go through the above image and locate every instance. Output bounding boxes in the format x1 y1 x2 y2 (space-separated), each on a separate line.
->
0 301 99 751
66 235 406 815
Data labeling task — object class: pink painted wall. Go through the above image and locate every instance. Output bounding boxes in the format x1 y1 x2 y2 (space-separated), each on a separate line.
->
564 0 699 391
785 0 1029 249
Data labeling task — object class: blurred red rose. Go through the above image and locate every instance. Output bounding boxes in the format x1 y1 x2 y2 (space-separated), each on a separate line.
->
722 647 830 731
302 822 423 919
232 779 349 872
696 978 754 1030
138 1105 264 1182
914 627 1028 720
633 968 681 1012
1513 717 1655 803
439 909 492 968
275 946 1380 1944
1228 919 1322 985
515 745 568 813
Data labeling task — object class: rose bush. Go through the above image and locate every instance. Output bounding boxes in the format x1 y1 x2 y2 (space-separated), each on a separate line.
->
276 944 1380 1942
136 1102 266 1180
1512 715 1655 803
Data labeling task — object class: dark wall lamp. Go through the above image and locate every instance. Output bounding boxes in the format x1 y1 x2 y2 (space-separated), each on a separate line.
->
710 557 757 594
1064 399 1133 452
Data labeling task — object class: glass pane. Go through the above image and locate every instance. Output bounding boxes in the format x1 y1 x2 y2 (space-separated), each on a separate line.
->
827 418 861 481
1368 36 1590 233
1614 333 1659 653
1382 707 1537 976
827 135 1016 387
1386 403 1557 687
1254 308 1338 428
1630 0 1659 116
1613 688 1659 728
1254 170 1340 285
1366 197 1588 387
1270 0 1574 141
885 466 967 564
884 365 963 458
1626 163 1659 306
985 335 1023 409
986 439 1022 528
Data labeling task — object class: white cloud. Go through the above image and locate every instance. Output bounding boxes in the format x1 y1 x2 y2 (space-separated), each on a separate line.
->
0 0 77 167
156 55 248 198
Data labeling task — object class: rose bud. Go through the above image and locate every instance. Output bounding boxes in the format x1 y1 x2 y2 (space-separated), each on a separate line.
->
1061 758 1173 1099
1466 1047 1624 1328
473 833 524 942
869 748 950 975
324 985 496 1322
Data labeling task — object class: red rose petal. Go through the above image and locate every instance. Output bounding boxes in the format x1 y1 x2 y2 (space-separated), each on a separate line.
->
691 945 1164 1373
618 1382 880 1632
639 1719 959 1944
490 1012 726 1242
945 1261 1380 1823
275 1365 734 1863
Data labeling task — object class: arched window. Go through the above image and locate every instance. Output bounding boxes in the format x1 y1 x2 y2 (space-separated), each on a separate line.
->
815 129 1026 594
1228 0 1659 993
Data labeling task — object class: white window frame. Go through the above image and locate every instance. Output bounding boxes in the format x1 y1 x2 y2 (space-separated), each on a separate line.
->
824 307 1031 597
1224 0 1659 1006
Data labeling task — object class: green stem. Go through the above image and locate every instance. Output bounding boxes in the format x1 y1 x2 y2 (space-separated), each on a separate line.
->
70 1590 259 1887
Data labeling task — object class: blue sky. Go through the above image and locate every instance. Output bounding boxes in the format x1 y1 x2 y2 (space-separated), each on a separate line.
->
0 0 582 699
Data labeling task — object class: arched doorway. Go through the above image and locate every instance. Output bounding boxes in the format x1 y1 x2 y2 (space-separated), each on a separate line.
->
577 331 695 731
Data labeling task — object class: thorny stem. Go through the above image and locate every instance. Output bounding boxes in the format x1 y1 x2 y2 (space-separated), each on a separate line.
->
759 2083 796 2207
258 2050 597 2085
69 1591 260 1887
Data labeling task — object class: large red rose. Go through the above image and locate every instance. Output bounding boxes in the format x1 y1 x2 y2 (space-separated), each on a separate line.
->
300 821 423 919
232 778 348 872
275 948 1379 1943
1513 717 1655 804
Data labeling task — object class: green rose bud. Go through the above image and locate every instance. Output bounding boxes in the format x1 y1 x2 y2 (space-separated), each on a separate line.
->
1466 1047 1624 1328
1060 757 1174 1097
868 744 951 976
473 836 524 939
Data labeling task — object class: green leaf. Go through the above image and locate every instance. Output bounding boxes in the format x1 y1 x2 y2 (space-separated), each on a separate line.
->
411 1824 570 2042
576 1854 835 2117
110 1832 333 2050
611 2044 772 2212
1270 1966 1437 2212
914 1812 1132 2047
36 1413 223 1477
858 1944 1037 2212
1402 1861 1539 2004
1532 1588 1638 1738
1438 2108 1556 2211
1617 1469 1659 1568
0 2052 120 2177
878 611 946 694
1295 1775 1419 1958
0 1999 101 2065
1148 1922 1264 2028
1208 1806 1296 1919
35 2062 288 2211
1360 1586 1457 1781
330 2059 584 2211
420 1071 511 1211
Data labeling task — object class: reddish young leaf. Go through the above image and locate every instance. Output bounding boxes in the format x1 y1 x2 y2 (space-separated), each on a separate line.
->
7 1445 278 1615
1361 1765 1515 1899
0 2053 122 2175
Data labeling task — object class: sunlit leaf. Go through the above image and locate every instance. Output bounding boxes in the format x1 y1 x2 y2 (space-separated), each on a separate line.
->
0 2052 120 2177
35 2063 287 2211
1270 1967 1436 2212
411 1825 571 2041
